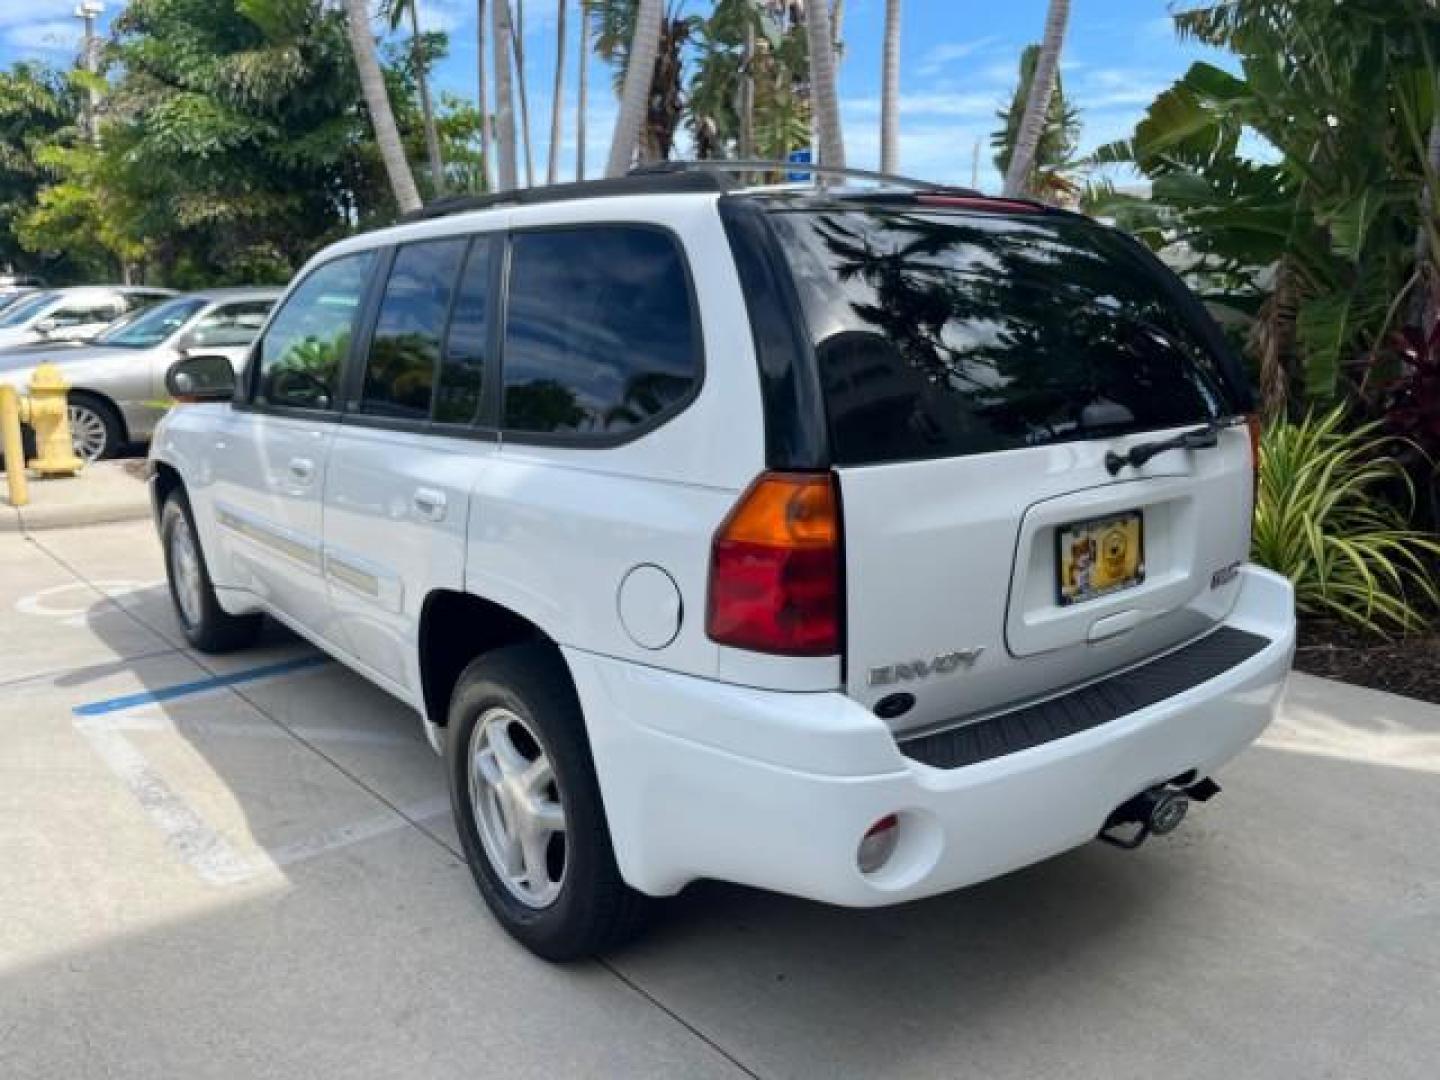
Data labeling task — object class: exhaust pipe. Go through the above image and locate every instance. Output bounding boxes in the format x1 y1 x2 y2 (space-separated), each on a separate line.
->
1099 777 1219 850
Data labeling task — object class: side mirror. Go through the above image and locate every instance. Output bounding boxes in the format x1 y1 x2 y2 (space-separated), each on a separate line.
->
166 354 236 403
34 317 57 336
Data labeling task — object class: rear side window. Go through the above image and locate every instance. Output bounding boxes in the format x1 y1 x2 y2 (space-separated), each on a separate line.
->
768 208 1242 466
361 238 468 420
501 226 700 438
257 252 374 410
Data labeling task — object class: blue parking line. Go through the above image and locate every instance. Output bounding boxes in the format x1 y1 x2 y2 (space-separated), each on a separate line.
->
72 655 331 717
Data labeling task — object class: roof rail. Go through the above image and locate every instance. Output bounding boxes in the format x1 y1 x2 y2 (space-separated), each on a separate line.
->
397 168 733 223
630 159 983 197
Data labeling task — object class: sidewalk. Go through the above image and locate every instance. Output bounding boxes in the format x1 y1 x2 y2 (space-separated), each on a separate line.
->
0 458 152 533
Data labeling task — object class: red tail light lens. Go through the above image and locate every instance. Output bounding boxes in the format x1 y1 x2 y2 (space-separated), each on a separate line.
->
1246 414 1263 515
706 472 841 656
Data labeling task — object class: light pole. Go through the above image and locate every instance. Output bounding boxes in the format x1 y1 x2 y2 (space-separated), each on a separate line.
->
74 1 103 143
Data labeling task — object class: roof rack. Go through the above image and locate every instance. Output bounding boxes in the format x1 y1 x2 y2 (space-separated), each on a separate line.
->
396 158 1000 224
397 169 733 223
630 158 982 196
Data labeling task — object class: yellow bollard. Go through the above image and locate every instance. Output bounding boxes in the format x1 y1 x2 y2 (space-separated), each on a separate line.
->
25 363 83 478
0 384 29 507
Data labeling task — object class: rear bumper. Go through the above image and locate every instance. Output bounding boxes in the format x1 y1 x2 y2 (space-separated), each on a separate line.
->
566 565 1295 906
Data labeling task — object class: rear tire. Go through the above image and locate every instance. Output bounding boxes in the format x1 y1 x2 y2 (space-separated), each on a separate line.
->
161 490 263 653
446 644 650 960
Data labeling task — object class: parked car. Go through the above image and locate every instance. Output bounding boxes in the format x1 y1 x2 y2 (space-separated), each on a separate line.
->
0 285 176 349
0 288 278 460
0 284 41 314
149 168 1297 961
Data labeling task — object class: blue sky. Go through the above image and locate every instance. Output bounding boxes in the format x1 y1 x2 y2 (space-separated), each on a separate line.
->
0 1 1226 191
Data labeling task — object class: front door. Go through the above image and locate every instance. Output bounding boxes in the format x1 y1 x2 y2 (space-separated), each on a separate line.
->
207 253 377 640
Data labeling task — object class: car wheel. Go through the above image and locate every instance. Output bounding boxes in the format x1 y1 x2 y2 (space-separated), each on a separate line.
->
446 643 650 961
68 392 122 462
161 490 263 653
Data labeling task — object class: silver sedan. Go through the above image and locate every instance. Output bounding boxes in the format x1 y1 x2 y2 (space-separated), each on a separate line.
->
0 287 279 461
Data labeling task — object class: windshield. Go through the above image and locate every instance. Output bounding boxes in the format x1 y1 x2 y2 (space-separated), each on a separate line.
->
0 291 54 328
97 297 207 348
768 207 1246 466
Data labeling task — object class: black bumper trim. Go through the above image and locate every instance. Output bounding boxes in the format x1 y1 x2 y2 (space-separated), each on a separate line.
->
897 626 1271 770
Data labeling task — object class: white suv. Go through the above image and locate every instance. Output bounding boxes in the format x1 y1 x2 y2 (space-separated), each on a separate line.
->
149 167 1296 960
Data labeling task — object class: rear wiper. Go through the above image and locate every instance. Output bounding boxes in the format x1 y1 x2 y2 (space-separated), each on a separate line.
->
1104 419 1232 476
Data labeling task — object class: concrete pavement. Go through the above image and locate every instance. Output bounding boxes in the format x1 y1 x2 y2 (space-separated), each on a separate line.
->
2 519 1438 1079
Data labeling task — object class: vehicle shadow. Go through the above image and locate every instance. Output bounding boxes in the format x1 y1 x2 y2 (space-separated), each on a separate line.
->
43 585 1440 1079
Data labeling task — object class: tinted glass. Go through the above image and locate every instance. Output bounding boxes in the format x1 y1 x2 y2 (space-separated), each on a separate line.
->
435 238 494 424
361 239 467 420
189 300 273 347
100 297 207 348
258 252 374 410
502 228 699 436
769 209 1242 466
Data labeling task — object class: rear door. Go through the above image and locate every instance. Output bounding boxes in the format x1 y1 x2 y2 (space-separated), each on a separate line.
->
767 205 1253 734
321 235 497 695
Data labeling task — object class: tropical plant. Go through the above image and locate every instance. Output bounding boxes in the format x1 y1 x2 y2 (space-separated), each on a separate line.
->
511 0 536 185
1090 1 1440 417
1003 0 1069 197
341 0 421 213
0 64 81 280
993 43 1081 203
576 0 589 179
879 0 900 173
604 0 663 175
492 0 519 189
805 0 845 167
1251 406 1440 634
385 0 446 195
548 0 568 183
591 0 690 166
476 0 494 191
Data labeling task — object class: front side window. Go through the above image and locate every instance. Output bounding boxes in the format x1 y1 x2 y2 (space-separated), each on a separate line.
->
360 239 467 420
99 297 207 348
435 238 495 424
768 208 1244 466
257 252 375 410
501 227 700 437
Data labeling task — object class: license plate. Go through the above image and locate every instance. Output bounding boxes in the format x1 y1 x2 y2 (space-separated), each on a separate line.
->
1057 511 1145 606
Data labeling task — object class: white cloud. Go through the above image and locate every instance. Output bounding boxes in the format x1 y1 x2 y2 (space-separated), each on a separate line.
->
5 19 81 54
917 36 1003 77
0 0 77 30
847 91 1001 120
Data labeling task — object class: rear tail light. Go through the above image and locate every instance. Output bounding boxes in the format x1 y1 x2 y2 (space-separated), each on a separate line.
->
1245 414 1263 516
706 471 841 656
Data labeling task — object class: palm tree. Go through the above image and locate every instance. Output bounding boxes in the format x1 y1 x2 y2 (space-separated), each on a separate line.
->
605 0 662 176
477 0 494 191
993 44 1081 202
548 0 568 183
1002 0 1069 197
805 0 845 168
341 0 421 213
492 0 519 190
388 0 446 195
511 0 536 185
879 0 900 173
576 0 589 179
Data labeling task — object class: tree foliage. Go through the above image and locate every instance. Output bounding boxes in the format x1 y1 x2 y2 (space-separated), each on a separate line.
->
992 44 1082 204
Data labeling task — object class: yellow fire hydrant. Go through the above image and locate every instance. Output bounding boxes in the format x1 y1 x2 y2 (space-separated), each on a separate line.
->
0 362 84 506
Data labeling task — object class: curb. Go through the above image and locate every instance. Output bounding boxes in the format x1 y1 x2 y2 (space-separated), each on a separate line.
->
0 461 153 534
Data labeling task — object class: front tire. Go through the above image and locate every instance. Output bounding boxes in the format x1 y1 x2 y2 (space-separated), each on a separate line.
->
446 644 649 960
68 392 123 462
161 490 263 653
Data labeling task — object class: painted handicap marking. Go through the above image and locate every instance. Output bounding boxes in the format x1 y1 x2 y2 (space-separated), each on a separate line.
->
73 655 330 717
69 655 443 886
15 580 163 628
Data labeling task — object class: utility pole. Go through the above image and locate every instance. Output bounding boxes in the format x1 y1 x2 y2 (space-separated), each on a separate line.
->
74 1 103 144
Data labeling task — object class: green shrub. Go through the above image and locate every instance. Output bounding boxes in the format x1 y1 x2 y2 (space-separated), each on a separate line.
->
1252 407 1440 635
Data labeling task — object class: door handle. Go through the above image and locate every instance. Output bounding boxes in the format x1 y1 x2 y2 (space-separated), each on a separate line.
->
413 487 447 521
288 456 315 482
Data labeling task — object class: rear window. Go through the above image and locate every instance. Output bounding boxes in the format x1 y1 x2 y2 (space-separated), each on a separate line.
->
767 208 1243 466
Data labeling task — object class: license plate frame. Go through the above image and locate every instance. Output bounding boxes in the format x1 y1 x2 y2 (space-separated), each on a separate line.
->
1056 510 1146 607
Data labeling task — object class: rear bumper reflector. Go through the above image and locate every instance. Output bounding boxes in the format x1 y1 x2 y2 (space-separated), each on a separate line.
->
898 627 1271 770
